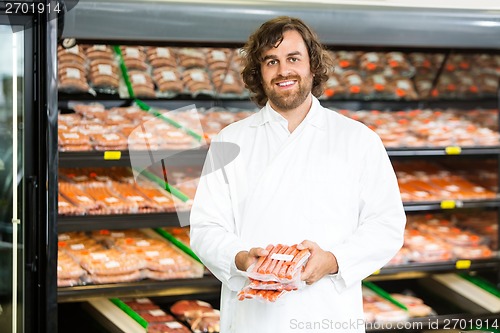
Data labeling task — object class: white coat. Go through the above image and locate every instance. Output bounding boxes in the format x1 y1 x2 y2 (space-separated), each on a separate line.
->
190 96 406 333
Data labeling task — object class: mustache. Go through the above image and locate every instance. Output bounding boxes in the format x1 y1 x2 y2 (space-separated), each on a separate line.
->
271 75 301 85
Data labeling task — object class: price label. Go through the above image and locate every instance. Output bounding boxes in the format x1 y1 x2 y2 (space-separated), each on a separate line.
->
104 151 121 160
455 260 471 269
440 200 456 209
445 146 462 155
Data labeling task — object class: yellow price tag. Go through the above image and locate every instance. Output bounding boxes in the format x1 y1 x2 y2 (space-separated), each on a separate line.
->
372 270 380 275
104 151 121 160
445 146 462 155
455 260 471 270
440 200 456 209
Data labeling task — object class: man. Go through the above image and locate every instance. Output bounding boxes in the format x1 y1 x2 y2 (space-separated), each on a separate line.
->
190 16 405 333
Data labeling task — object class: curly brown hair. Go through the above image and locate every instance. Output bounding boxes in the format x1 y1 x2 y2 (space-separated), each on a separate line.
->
241 16 333 107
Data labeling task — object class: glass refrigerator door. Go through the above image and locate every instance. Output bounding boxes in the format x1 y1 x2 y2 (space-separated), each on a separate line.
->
0 25 25 333
0 7 57 333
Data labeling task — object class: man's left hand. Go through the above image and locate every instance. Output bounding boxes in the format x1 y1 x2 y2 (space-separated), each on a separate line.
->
297 240 338 285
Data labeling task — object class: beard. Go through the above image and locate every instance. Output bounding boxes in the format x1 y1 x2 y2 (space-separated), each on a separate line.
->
263 74 313 111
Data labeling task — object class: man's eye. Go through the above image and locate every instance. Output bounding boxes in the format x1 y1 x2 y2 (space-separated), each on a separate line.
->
289 57 298 62
267 59 277 66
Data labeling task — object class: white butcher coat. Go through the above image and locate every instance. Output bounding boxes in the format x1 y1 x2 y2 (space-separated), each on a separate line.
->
190 96 406 333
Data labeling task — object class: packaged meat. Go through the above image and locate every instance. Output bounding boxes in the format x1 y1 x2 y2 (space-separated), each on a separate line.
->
237 286 289 302
114 234 203 279
86 270 144 284
76 248 146 276
211 70 244 95
58 193 85 216
147 322 191 333
333 51 359 71
170 300 214 321
57 250 86 280
58 182 103 213
85 44 115 60
137 309 175 323
341 70 371 97
359 52 385 74
187 309 220 333
390 294 434 317
123 298 161 311
84 184 135 214
147 47 178 68
385 52 414 77
177 48 207 68
112 183 160 213
363 286 409 323
322 73 347 99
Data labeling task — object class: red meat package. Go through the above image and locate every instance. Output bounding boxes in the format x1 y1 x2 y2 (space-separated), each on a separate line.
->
239 244 310 302
247 244 310 284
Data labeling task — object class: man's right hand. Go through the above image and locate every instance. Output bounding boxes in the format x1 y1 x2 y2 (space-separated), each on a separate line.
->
235 247 269 271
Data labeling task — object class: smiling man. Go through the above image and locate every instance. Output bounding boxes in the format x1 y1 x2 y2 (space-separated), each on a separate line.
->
190 16 406 333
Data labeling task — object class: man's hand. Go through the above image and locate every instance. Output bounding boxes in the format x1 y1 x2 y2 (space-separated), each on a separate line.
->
297 240 338 285
235 247 269 271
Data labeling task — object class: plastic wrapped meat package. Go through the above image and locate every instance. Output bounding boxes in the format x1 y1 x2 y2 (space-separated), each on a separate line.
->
111 229 204 280
362 286 409 324
238 244 310 302
170 300 220 333
57 250 87 287
86 45 120 94
58 45 93 94
387 212 496 266
58 168 179 215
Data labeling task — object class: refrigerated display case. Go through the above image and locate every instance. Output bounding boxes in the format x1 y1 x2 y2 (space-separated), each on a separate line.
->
0 3 58 333
21 0 500 331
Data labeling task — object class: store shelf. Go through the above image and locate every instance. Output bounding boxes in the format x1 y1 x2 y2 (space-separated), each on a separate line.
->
60 145 500 170
58 212 189 232
366 276 500 332
58 275 221 303
378 257 500 276
388 146 500 157
57 199 500 232
403 198 500 212
59 148 207 168
62 1 500 49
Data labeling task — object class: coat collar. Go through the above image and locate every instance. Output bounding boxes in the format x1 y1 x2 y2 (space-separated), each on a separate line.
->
250 96 326 130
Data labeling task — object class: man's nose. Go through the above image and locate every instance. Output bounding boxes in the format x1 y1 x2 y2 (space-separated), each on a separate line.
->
277 61 292 76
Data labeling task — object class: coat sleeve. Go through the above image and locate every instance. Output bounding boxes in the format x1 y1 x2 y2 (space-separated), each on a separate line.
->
329 130 406 292
189 134 248 292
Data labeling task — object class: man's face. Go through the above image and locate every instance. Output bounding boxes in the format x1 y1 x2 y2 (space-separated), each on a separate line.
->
260 29 313 112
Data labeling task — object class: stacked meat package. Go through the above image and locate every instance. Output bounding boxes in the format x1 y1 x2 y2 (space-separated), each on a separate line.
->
238 244 310 302
58 43 249 99
58 167 185 216
122 297 191 333
362 286 434 324
338 108 500 148
57 229 203 287
118 298 220 333
388 212 496 266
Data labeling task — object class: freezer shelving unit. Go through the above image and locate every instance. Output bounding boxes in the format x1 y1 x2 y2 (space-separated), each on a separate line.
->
54 1 500 332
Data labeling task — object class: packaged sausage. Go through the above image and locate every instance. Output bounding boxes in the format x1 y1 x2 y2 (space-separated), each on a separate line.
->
237 286 290 303
147 47 178 69
177 48 207 69
240 244 310 302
